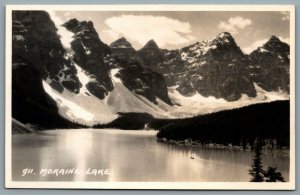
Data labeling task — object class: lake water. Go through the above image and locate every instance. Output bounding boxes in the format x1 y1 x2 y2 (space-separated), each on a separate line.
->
12 129 289 182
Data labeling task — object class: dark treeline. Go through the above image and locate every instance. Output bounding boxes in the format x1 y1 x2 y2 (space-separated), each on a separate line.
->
94 100 290 148
93 112 177 130
157 100 290 148
94 112 155 130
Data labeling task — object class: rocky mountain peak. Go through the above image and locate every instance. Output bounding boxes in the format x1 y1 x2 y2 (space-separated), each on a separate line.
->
249 35 290 93
217 32 233 38
61 18 80 33
143 39 159 49
110 37 133 49
63 18 111 58
12 11 81 94
168 32 256 101
137 39 165 71
268 35 282 43
62 18 113 99
179 32 241 59
11 11 84 129
209 32 237 47
262 35 289 53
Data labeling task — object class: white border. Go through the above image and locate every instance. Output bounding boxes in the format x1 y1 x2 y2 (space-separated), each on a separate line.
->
5 4 296 190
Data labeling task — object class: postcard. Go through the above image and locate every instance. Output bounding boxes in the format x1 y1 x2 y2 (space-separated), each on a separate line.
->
5 4 295 189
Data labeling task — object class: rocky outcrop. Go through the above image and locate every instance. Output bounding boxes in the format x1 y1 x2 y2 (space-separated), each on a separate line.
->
110 37 142 63
12 11 81 94
109 33 290 102
109 38 171 104
116 61 172 105
62 18 113 99
137 39 165 70
11 12 172 128
12 64 81 129
12 11 83 129
110 38 184 86
156 49 186 86
63 19 172 105
249 36 290 93
111 33 261 101
12 11 290 130
171 32 256 101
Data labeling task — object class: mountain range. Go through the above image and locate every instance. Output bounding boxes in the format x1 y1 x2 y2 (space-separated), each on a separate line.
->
11 11 290 128
110 32 290 101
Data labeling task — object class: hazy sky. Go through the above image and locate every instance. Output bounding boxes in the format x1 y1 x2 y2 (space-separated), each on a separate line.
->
52 11 290 54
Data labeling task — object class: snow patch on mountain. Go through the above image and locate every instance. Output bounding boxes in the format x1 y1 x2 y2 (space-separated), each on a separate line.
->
169 86 227 105
42 65 119 126
111 68 122 83
166 84 288 118
74 63 93 95
108 68 171 118
167 86 233 117
178 33 234 68
80 41 91 55
43 80 117 126
42 66 174 125
258 47 269 53
242 83 289 101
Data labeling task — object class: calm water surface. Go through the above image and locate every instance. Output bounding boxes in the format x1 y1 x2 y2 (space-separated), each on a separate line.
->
12 129 289 182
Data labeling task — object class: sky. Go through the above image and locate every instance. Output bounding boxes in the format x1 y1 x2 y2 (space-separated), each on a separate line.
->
51 11 290 54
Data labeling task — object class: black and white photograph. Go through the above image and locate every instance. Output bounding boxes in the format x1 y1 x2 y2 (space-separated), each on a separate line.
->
5 5 295 189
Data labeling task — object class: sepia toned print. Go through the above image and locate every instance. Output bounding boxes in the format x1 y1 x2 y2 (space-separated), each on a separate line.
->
5 5 295 189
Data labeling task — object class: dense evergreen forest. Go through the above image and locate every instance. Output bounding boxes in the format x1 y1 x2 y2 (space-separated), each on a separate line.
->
157 100 290 148
95 100 290 148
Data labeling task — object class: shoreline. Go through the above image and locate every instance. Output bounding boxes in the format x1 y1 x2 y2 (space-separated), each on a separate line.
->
157 137 290 154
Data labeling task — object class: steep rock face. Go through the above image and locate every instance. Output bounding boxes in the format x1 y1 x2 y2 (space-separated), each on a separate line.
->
137 39 165 70
110 38 183 86
12 11 81 93
156 49 186 86
62 18 113 99
109 38 171 103
110 37 142 63
12 64 80 129
63 19 172 105
115 61 172 105
12 11 82 129
249 36 290 93
175 32 256 101
110 33 259 101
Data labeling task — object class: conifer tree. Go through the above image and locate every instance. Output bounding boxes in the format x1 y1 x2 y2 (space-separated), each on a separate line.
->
249 138 264 182
264 167 285 182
